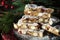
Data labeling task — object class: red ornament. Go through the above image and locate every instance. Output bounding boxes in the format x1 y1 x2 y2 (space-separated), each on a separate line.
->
5 5 8 8
11 6 14 9
1 1 4 6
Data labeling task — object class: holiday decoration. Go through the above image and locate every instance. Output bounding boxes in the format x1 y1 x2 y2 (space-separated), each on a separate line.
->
13 4 60 38
0 0 14 11
11 5 14 9
5 5 8 8
1 30 17 40
1 1 4 6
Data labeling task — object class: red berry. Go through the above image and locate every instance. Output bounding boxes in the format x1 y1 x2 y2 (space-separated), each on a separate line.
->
11 6 14 9
5 5 8 8
1 1 4 6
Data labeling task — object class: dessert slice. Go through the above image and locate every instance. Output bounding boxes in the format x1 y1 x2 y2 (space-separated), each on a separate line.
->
13 23 18 29
27 23 40 30
38 30 44 37
42 24 60 36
